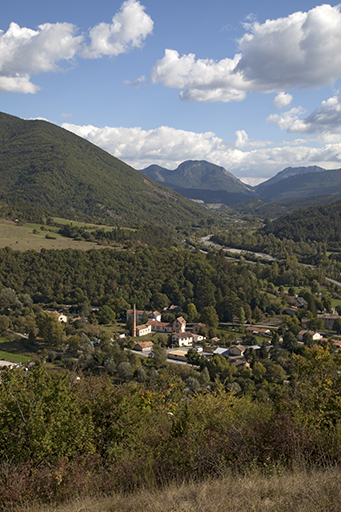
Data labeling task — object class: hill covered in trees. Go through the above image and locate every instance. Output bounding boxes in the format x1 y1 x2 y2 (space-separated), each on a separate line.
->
0 112 213 226
262 199 341 245
255 167 341 202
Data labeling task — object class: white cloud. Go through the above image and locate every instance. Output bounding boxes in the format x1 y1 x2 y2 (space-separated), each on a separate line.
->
151 49 246 103
62 121 341 184
152 4 341 102
0 0 153 93
0 21 82 92
267 107 304 130
268 95 341 136
82 0 153 59
273 92 293 108
125 74 146 87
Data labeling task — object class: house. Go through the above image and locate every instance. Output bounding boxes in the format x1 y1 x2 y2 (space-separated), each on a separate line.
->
0 360 17 370
55 312 68 323
134 341 154 352
192 333 204 343
126 309 161 323
285 307 298 316
136 324 152 337
332 339 341 350
228 344 246 357
146 320 173 333
172 316 186 333
317 314 340 330
172 331 193 347
213 347 229 356
295 297 308 309
193 323 206 334
168 348 188 362
247 344 261 356
300 318 310 328
297 330 323 342
231 357 249 370
245 327 271 337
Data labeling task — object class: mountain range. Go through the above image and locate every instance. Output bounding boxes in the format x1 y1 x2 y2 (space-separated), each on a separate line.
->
2 111 341 226
140 161 341 208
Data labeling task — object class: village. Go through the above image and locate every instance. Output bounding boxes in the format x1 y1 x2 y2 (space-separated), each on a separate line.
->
125 298 341 368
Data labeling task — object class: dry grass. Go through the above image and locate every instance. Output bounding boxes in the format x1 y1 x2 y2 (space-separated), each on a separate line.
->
0 220 118 252
22 466 341 512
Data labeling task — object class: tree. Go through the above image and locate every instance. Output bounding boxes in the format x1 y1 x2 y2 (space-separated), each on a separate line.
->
252 361 267 382
207 355 237 382
252 306 263 323
199 367 210 385
185 377 201 393
135 366 147 382
200 306 219 329
98 305 116 325
244 347 256 365
187 303 198 322
271 331 280 346
238 306 246 326
302 332 314 347
118 362 133 381
152 344 167 369
267 363 286 383
0 315 9 333
283 330 298 353
68 334 81 356
260 341 268 359
334 318 341 334
36 311 64 347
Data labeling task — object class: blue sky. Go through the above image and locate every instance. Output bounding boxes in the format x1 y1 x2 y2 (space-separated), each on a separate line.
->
1 0 341 184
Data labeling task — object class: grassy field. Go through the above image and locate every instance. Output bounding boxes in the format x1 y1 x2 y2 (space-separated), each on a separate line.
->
0 335 32 363
22 466 341 512
0 220 117 252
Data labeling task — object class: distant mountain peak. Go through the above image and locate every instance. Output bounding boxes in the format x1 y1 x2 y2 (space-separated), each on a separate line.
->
139 160 254 205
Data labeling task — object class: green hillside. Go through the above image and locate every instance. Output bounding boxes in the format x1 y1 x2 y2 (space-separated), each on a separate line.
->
230 194 341 219
0 112 212 226
255 167 341 202
262 199 341 244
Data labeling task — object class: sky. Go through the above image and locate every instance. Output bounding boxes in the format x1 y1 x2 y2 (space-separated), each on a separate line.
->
1 1 341 185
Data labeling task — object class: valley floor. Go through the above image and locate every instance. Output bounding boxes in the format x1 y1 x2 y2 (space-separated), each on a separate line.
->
22 466 341 512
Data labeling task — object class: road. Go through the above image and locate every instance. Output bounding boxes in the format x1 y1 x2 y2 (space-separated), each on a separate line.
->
199 235 277 261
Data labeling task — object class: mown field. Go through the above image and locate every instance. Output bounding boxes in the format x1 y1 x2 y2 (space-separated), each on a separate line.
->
0 220 117 252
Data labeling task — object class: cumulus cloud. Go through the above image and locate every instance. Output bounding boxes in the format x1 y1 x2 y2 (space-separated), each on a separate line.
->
151 50 246 102
0 0 153 93
62 121 341 184
273 92 293 108
0 21 82 92
152 4 341 102
267 107 305 130
268 95 341 135
82 0 153 59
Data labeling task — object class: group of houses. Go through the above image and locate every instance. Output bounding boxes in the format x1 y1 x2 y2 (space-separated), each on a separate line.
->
126 307 205 348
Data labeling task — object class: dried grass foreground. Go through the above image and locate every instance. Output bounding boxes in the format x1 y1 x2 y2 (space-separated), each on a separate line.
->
22 466 341 512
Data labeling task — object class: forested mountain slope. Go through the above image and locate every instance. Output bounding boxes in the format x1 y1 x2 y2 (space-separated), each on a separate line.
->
262 199 341 244
255 167 341 202
0 112 212 226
